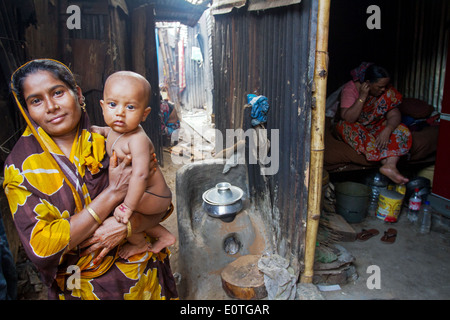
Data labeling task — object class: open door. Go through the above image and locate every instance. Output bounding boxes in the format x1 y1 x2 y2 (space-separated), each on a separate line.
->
431 38 450 218
130 3 163 160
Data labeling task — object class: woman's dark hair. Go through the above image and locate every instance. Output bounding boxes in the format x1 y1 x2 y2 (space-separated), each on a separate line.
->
11 59 78 106
364 64 390 83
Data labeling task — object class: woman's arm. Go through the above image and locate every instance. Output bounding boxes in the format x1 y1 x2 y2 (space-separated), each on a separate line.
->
340 81 370 123
68 154 132 250
384 107 402 131
376 108 402 150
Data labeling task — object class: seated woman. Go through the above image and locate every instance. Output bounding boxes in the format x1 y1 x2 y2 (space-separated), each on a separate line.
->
3 59 178 299
335 62 412 184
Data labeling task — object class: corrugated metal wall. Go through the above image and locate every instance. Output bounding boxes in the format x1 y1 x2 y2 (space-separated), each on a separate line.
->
393 0 450 112
212 0 317 268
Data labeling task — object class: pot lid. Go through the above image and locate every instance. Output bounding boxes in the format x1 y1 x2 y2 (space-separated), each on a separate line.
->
202 182 244 206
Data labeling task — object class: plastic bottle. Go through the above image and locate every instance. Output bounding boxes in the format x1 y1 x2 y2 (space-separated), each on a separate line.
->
367 173 388 216
407 188 422 223
418 201 432 234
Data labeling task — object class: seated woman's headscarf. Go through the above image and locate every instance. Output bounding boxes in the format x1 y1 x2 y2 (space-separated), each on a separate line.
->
350 62 374 83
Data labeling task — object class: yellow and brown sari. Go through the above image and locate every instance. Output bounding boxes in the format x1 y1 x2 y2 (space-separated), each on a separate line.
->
3 71 178 300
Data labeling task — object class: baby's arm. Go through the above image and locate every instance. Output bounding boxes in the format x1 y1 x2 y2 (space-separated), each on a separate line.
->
114 133 152 223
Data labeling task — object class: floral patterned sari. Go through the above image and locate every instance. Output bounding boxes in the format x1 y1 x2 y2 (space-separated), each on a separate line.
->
3 62 178 300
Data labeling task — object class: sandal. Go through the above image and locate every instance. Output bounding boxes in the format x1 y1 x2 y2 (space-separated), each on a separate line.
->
356 229 380 241
380 228 397 244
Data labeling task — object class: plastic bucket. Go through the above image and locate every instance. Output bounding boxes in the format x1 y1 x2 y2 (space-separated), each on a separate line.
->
335 182 371 223
375 189 404 222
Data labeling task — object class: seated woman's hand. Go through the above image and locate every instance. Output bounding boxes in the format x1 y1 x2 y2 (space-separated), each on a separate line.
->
376 127 391 150
79 216 127 264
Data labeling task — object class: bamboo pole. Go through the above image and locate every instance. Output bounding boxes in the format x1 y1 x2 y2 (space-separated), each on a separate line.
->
300 0 330 284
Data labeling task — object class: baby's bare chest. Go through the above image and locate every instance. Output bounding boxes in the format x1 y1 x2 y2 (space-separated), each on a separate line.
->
106 133 131 159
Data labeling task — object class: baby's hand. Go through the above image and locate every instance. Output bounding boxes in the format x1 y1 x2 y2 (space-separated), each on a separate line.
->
114 203 133 224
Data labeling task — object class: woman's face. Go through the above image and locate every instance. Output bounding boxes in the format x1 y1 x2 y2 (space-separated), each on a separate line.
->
22 70 83 138
369 77 390 97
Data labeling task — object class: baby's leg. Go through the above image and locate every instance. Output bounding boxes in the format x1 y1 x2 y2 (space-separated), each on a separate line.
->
146 224 176 254
119 232 148 260
135 190 171 217
135 169 172 216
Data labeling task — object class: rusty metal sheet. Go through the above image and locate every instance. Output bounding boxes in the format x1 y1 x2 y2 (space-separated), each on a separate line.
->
248 0 301 11
108 0 129 15
212 0 301 15
71 39 106 92
211 0 246 15
151 0 208 26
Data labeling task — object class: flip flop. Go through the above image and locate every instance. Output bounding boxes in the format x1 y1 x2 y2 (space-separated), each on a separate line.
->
356 229 380 241
380 228 397 244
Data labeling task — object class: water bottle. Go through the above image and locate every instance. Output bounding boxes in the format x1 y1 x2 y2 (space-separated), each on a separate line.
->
367 173 388 216
407 188 422 223
418 201 432 234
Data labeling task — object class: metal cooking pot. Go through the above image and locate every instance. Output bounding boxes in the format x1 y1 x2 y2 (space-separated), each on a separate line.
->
405 177 431 201
202 182 244 222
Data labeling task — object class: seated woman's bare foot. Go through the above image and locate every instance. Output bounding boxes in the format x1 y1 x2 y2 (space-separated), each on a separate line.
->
379 165 409 184
148 233 176 254
119 241 149 260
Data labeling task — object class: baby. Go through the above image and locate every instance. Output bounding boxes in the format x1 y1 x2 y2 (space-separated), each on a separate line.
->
92 71 175 259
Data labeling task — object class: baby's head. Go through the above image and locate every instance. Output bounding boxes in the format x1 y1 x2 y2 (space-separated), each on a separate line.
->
100 71 152 133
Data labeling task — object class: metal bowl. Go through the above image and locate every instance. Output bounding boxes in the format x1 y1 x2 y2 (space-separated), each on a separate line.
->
405 177 431 201
202 199 243 222
202 182 244 222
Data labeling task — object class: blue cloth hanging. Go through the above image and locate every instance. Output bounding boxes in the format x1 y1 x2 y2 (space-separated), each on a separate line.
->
247 94 270 126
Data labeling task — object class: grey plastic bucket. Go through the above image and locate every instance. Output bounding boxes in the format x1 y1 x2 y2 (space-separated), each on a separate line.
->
335 182 371 223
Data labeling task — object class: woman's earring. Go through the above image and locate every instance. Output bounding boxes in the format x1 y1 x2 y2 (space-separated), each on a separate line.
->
80 95 86 112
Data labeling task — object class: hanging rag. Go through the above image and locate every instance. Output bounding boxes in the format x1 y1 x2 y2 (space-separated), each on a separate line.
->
247 94 270 126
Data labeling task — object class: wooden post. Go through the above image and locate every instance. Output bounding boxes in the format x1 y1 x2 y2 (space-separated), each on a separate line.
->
300 0 330 284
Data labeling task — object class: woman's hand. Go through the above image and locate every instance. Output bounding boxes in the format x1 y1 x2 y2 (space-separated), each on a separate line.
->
107 151 157 199
377 108 401 150
79 216 127 264
359 81 370 100
107 152 133 199
376 127 392 150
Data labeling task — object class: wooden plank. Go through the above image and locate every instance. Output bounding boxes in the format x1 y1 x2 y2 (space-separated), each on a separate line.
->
320 212 357 242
